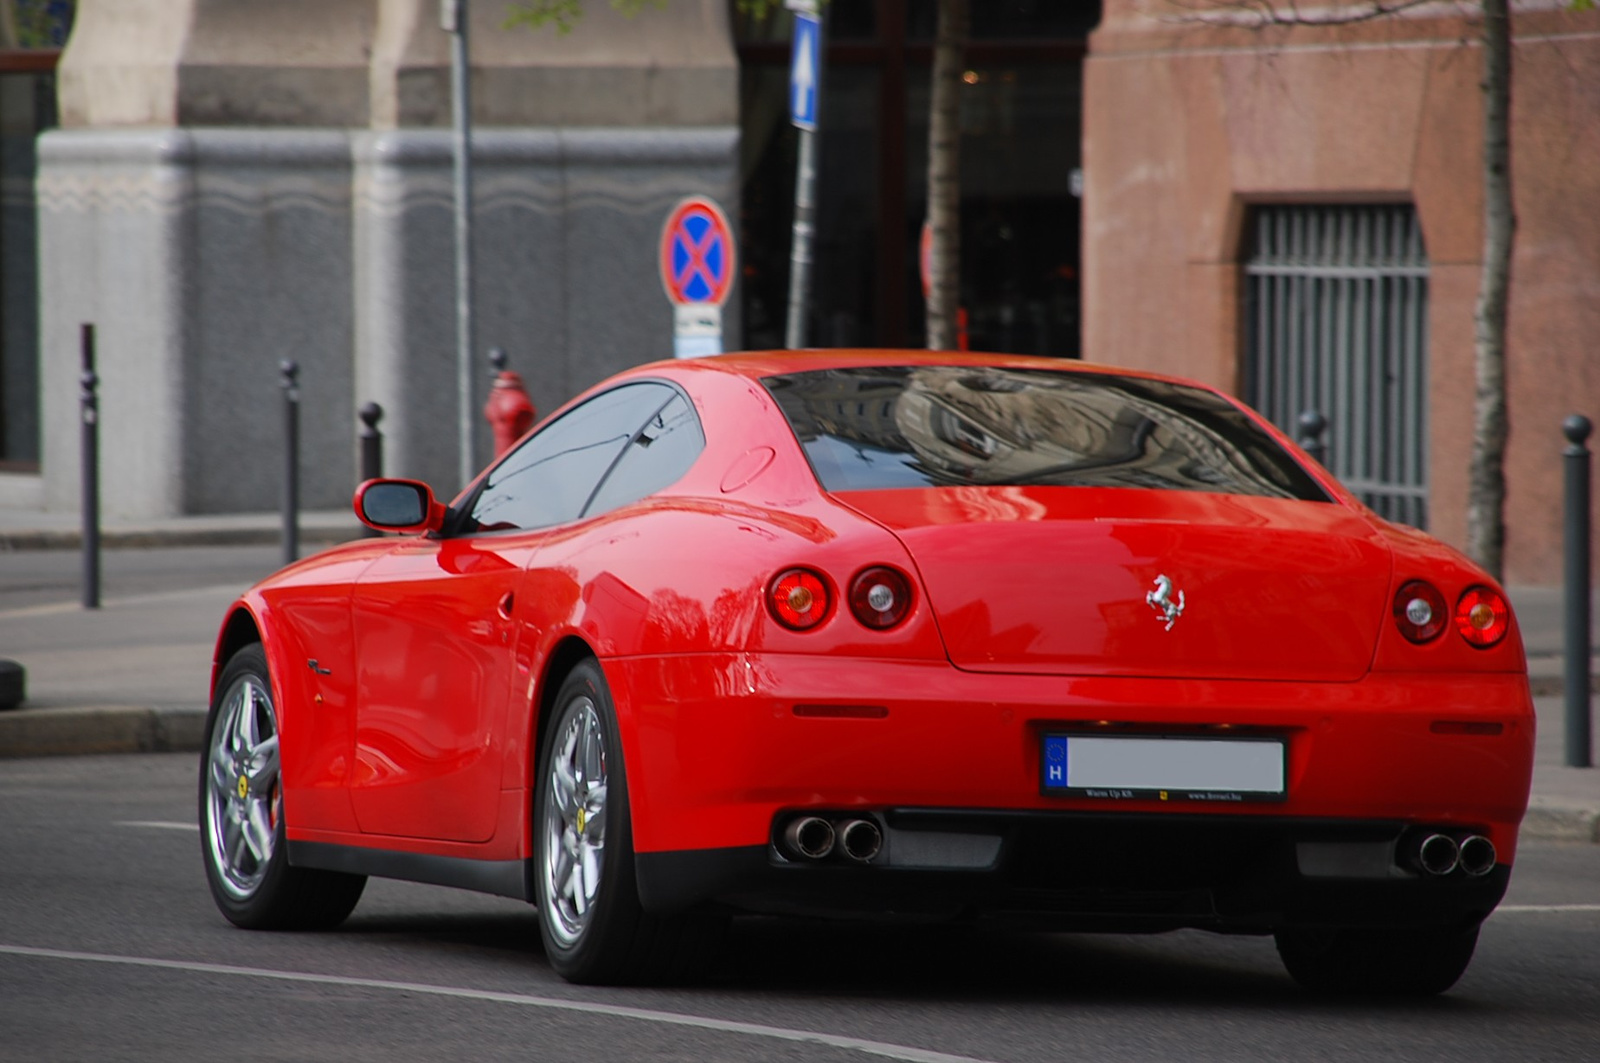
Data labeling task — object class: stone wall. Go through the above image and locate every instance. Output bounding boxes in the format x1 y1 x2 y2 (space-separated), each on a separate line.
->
39 0 738 517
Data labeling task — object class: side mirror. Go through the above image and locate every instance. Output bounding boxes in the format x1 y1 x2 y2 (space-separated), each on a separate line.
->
354 479 447 535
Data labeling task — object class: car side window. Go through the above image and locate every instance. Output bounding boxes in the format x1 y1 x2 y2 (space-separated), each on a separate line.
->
582 392 704 518
466 382 676 532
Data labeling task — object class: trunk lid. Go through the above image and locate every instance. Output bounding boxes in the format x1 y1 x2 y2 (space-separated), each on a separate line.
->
839 486 1392 682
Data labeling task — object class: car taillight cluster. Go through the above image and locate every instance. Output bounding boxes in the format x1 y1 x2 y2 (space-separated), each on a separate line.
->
1393 581 1510 648
767 565 915 632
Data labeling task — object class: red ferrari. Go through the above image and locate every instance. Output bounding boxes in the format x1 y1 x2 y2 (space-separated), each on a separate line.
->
201 350 1533 992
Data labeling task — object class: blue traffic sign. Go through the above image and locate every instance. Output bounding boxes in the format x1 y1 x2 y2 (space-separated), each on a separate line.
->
789 12 820 131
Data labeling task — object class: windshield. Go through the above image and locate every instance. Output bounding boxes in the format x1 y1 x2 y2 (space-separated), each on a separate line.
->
762 365 1330 501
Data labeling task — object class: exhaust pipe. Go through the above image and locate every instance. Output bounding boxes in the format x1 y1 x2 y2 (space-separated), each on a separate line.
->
1417 833 1460 876
838 818 883 863
1458 834 1497 877
782 816 835 860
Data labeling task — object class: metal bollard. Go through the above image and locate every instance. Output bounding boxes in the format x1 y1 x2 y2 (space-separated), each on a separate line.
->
1297 409 1328 468
1563 414 1593 768
281 360 300 566
80 323 100 610
359 402 384 538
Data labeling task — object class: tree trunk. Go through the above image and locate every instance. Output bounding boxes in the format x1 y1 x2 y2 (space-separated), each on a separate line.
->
1467 0 1514 580
925 0 968 351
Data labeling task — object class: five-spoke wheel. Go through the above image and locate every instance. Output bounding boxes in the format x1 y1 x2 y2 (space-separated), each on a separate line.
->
533 660 720 984
540 689 611 946
204 663 282 900
199 644 365 930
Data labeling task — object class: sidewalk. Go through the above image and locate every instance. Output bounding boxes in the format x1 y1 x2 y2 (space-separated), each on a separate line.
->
0 504 1595 843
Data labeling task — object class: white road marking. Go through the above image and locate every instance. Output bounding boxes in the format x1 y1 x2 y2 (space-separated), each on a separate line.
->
1496 904 1600 913
116 821 199 832
0 944 1000 1063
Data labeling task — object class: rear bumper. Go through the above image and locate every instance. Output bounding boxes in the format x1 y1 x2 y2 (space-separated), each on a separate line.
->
606 652 1533 919
633 810 1512 932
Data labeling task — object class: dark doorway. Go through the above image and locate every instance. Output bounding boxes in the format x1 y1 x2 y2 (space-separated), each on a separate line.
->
734 1 1099 355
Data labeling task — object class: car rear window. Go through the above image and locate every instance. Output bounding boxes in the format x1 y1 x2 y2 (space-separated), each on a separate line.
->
761 365 1330 501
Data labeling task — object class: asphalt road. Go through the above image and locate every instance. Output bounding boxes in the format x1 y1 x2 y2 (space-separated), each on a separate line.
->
1 754 1597 1063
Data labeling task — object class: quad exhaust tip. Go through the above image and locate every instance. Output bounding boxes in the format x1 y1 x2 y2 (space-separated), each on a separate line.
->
1417 833 1460 876
1458 834 1497 877
779 814 883 864
1412 832 1496 877
783 816 836 860
838 819 883 863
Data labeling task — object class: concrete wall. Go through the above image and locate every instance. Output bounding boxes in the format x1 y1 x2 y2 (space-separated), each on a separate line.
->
1084 0 1600 584
351 127 736 494
38 0 738 517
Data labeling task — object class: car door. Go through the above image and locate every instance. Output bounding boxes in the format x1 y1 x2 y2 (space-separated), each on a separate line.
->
348 381 684 843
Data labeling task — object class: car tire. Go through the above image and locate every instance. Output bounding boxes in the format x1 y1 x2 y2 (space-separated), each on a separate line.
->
199 643 365 930
534 659 719 984
1274 923 1481 996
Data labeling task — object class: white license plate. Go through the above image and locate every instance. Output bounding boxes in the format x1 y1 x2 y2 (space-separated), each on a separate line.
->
1041 734 1286 802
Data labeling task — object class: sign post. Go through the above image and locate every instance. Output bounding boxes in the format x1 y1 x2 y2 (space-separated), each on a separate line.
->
784 0 824 349
660 196 737 358
443 0 476 489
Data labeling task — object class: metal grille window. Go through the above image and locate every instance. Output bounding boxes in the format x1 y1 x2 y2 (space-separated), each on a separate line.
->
1244 204 1429 528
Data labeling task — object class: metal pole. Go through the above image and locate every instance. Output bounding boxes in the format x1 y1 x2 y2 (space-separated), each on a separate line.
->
1564 413 1593 768
784 7 826 351
785 128 818 350
1297 409 1328 468
281 360 300 566
359 402 384 538
79 323 99 610
446 0 476 490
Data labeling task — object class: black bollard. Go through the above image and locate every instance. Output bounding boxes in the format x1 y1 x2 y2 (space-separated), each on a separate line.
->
1564 414 1593 768
281 360 300 566
359 402 384 538
80 323 100 610
1297 409 1328 468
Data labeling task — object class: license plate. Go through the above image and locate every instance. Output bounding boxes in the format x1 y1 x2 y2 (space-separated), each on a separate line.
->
1041 733 1286 802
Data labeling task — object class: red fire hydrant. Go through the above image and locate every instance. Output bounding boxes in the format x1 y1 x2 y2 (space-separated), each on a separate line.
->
484 348 536 456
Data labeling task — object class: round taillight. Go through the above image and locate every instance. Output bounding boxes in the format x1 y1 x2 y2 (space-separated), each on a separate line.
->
1455 586 1510 648
768 568 830 631
849 566 914 630
1394 580 1447 643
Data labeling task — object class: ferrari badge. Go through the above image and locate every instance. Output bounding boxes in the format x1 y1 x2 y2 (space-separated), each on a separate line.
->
1145 574 1185 631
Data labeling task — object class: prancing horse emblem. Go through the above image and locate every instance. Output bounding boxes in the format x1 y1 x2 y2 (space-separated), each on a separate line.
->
1145 574 1185 632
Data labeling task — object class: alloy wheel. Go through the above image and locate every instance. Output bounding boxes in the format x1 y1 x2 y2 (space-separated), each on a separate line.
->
541 695 609 946
204 672 282 900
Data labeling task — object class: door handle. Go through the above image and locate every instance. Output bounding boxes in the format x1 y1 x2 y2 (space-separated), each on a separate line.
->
497 591 515 619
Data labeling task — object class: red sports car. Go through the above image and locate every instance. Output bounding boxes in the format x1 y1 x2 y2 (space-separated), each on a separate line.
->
201 350 1534 992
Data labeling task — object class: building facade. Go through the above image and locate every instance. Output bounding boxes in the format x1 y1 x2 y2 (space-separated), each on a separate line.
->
1083 0 1600 584
8 0 1595 585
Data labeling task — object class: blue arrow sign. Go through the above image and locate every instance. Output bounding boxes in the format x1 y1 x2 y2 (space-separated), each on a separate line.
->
789 13 820 131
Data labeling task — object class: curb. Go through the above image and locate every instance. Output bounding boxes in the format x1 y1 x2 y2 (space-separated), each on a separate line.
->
1528 678 1600 698
1521 800 1600 845
0 705 205 758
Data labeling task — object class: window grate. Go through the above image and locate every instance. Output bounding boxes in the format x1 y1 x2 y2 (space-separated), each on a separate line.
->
1244 204 1429 529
